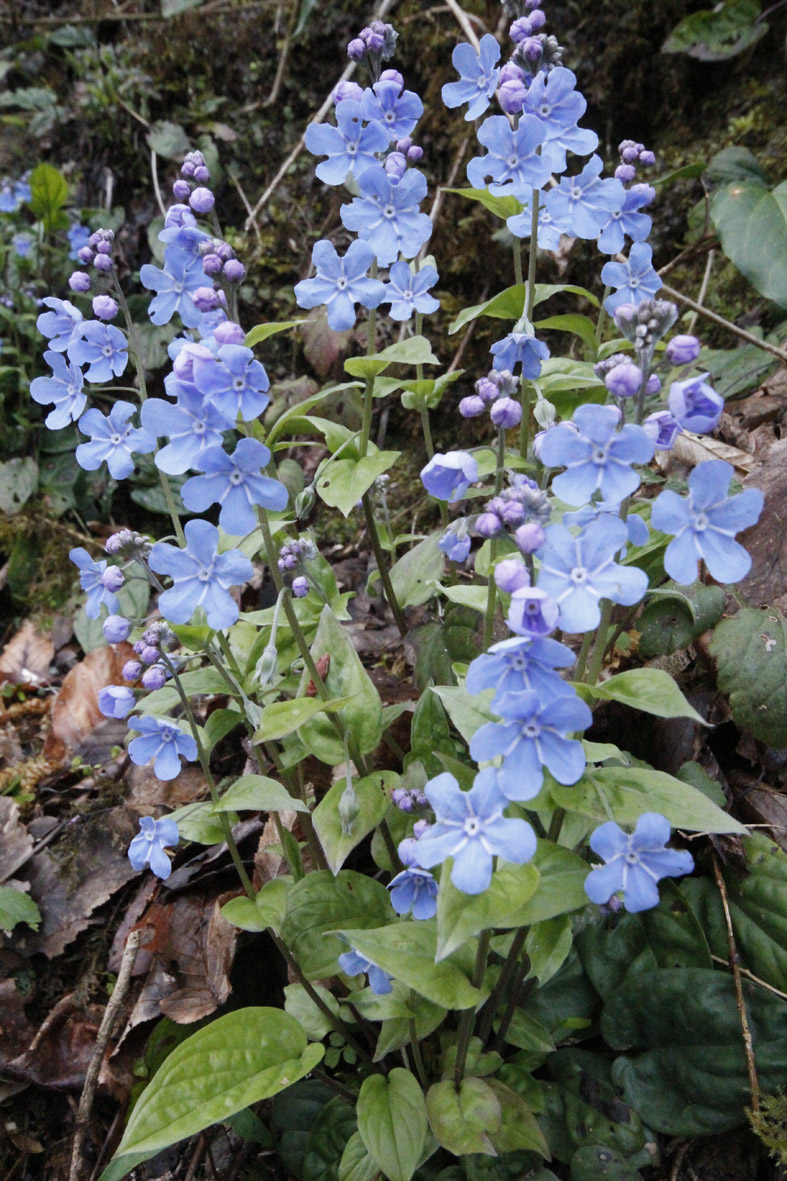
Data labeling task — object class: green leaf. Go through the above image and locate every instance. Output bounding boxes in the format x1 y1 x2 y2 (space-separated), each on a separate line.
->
652 161 707 186
662 0 767 60
484 1078 550 1156
0 457 37 516
312 772 392 875
339 923 479 1009
709 606 787 746
302 1097 357 1181
436 861 540 961
357 1069 428 1181
221 880 289 933
526 916 573 986
603 969 787 1134
245 319 306 347
637 583 725 658
705 145 770 187
0 886 41 932
112 1009 323 1157
282 871 392 979
147 120 190 159
441 185 523 220
253 695 351 742
284 982 342 1040
294 0 319 35
711 180 787 308
400 369 464 411
511 841 591 924
297 607 382 763
212 774 309 814
539 1049 648 1166
573 668 706 722
431 684 496 744
29 162 68 232
389 533 445 609
569 1145 644 1181
344 335 438 378
316 451 400 517
426 1078 500 1156
339 1132 379 1181
168 801 232 845
448 284 527 335
433 582 488 614
534 314 599 355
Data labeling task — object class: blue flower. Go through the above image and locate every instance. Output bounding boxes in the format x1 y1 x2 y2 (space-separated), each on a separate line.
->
98 685 136 718
304 99 390 185
69 547 121 619
597 183 654 254
544 155 625 240
67 321 128 384
538 403 654 506
76 400 156 480
442 35 501 121
388 867 438 919
338 948 393 994
30 351 86 430
140 251 207 328
536 517 648 633
361 79 423 141
438 521 471 562
340 166 432 265
563 501 650 548
466 115 551 198
128 816 180 879
522 66 598 174
470 689 590 800
0 177 30 213
158 224 209 267
651 459 763 585
13 233 33 258
584 812 694 912
506 586 560 638
421 451 478 502
507 190 573 251
490 331 549 378
36 297 84 352
67 222 91 260
294 239 386 331
414 770 536 895
192 344 270 424
140 386 228 475
127 716 198 780
667 372 724 434
382 260 439 321
601 242 662 313
181 438 288 534
466 635 576 707
149 518 254 630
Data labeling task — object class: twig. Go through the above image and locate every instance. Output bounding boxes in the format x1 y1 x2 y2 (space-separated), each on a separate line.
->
69 929 141 1181
0 0 274 23
150 151 168 220
711 954 787 1001
422 133 473 248
685 247 715 337
659 282 787 364
444 0 480 48
669 1140 692 1181
229 170 262 243
184 1135 207 1181
712 853 760 1113
264 0 299 108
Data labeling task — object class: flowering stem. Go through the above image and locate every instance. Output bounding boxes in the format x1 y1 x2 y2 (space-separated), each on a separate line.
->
519 376 533 460
518 190 541 458
491 963 534 1055
595 287 610 350
585 598 614 686
573 629 595 685
633 362 650 427
477 927 528 1047
362 493 408 637
513 238 523 289
408 1010 428 1088
454 930 490 1090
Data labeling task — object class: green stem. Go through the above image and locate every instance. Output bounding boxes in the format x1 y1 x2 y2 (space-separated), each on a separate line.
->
454 931 489 1090
547 807 566 845
595 287 610 350
519 376 533 460
491 966 534 1056
525 188 539 322
359 276 377 458
362 493 407 637
477 927 528 1046
585 598 614 686
408 1009 428 1088
573 629 594 684
513 238 523 289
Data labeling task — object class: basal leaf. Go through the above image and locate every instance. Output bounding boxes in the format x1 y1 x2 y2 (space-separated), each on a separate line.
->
709 606 787 747
426 1078 500 1156
436 861 540 961
357 1069 428 1181
312 771 392 875
574 668 706 722
663 0 767 60
282 871 392 978
711 179 787 308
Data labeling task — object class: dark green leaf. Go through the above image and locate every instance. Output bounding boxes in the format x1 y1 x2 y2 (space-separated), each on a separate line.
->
302 1097 357 1181
282 871 392 978
662 0 767 60
29 162 68 231
710 606 787 746
426 1078 500 1155
711 180 787 307
147 120 190 159
358 1069 428 1181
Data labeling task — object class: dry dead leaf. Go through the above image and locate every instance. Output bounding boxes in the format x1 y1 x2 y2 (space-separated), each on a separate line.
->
737 437 787 607
0 621 55 687
0 798 35 885
43 642 135 763
0 977 36 1069
301 308 352 377
666 430 755 475
4 993 101 1091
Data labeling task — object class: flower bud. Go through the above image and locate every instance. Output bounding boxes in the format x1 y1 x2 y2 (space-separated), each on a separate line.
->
514 521 545 554
213 320 245 346
142 665 167 691
103 614 132 644
490 396 522 429
93 254 112 272
498 79 527 115
77 246 94 265
459 395 485 418
333 80 364 103
615 163 636 183
338 781 360 836
475 512 503 538
92 294 119 321
98 685 136 719
292 576 310 598
202 253 223 276
666 334 701 365
189 187 215 214
101 566 125 592
68 271 91 293
605 361 642 399
494 558 530 594
172 178 191 201
223 258 246 283
123 659 143 681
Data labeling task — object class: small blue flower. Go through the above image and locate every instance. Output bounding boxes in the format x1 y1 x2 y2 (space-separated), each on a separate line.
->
361 79 423 141
466 114 551 198
438 521 471 563
442 35 501 121
421 451 478 503
67 321 128 384
414 770 536 895
148 518 254 630
667 372 724 434
538 403 654 506
67 223 91 260
651 459 763 585
338 948 393 994
140 250 207 328
128 816 180 879
382 260 439 321
13 233 33 258
98 685 136 718
192 344 270 424
506 586 560 638
341 166 432 266
294 239 386 332
601 242 662 313
536 517 648 634
140 386 228 475
304 99 390 185
388 867 438 919
563 501 650 549
127 716 198 781
30 351 86 430
69 547 121 619
543 155 625 240
181 438 288 535
507 190 574 251
584 812 694 912
490 331 549 378
522 66 598 174
76 400 156 480
36 297 84 352
597 183 654 254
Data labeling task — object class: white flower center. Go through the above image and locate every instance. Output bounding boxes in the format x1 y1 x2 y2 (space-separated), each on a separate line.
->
463 816 481 837
570 565 589 585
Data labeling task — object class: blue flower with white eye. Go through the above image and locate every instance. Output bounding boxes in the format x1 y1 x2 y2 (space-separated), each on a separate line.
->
438 520 471 563
563 501 650 548
36 297 84 352
414 770 536 895
421 451 478 503
128 816 180 880
13 233 33 258
382 260 439 321
148 518 254 630
181 438 288 535
361 79 423 141
538 403 654 506
340 166 432 266
522 66 599 174
192 344 270 424
466 635 576 707
544 155 625 240
490 331 549 378
667 372 724 434
69 547 121 619
304 99 390 185
597 183 654 254
470 689 591 801
294 239 386 331
601 242 662 313
651 459 763 586
76 400 156 480
466 115 551 198
67 321 128 383
442 35 501 121
140 386 228 475
140 250 207 328
127 716 198 781
507 190 574 251
338 948 393 994
536 517 648 634
388 867 438 919
30 351 86 429
584 812 694 913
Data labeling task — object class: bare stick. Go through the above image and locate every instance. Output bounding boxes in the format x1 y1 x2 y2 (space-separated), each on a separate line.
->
712 853 760 1113
70 929 141 1181
444 0 480 49
710 954 787 1001
660 282 787 364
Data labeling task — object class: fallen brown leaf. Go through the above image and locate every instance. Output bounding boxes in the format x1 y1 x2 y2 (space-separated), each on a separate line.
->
4 993 101 1091
0 621 55 687
738 437 787 607
301 308 352 377
0 798 35 885
43 642 135 763
668 430 755 475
